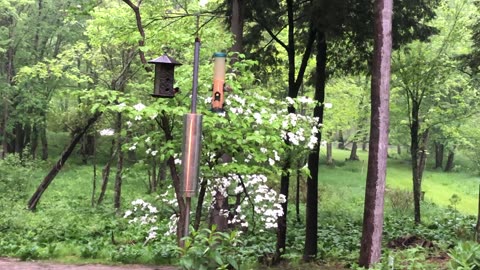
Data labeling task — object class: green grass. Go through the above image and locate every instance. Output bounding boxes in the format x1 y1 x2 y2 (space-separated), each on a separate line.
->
318 148 479 216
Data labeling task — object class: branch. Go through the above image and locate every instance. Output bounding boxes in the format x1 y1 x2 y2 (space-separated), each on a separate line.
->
236 174 256 232
252 16 288 51
293 24 316 92
121 0 150 70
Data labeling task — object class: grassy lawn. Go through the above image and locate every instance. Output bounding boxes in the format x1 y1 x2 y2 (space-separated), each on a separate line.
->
318 148 479 216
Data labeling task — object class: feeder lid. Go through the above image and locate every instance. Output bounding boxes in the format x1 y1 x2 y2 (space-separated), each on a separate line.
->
148 54 182 65
213 52 227 58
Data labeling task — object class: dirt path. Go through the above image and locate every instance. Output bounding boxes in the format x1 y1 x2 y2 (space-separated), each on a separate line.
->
0 258 177 270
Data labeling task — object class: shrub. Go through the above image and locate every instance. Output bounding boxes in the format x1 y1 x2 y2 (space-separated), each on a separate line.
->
448 241 480 269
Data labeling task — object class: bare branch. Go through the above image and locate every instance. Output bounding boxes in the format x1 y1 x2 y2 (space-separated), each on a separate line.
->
252 17 288 51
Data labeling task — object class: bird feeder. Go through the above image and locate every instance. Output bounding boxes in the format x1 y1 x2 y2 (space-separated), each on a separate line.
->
148 54 182 98
211 52 226 112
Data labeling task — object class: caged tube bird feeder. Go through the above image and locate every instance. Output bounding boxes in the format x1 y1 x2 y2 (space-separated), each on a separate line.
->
211 52 226 112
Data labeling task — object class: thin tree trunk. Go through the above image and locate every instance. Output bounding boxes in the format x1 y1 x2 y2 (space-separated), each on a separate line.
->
338 130 345 149
476 183 480 243
434 141 444 169
362 137 368 151
303 30 326 262
358 0 392 267
151 158 157 192
326 142 333 165
3 16 15 159
444 150 454 172
167 155 186 246
91 135 97 207
418 131 429 176
194 179 207 231
159 160 167 183
113 112 124 210
296 170 301 223
1 98 8 159
14 122 24 155
97 138 116 205
411 104 422 224
397 144 401 155
27 112 102 210
273 0 316 261
210 187 228 231
24 123 31 151
275 162 290 261
40 122 48 160
31 124 39 159
349 141 360 161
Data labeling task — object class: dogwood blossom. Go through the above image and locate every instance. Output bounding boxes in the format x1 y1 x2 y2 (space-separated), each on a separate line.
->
99 128 114 136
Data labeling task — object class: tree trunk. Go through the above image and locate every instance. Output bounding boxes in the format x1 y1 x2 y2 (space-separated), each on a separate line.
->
411 105 421 224
27 112 102 210
40 123 48 160
349 141 360 161
167 155 186 246
358 0 392 267
230 0 245 64
303 31 326 262
149 158 157 193
362 136 368 151
194 179 207 231
418 131 429 176
91 135 97 207
1 98 8 159
275 164 290 261
210 187 228 231
113 112 124 210
397 144 401 155
97 138 116 205
14 122 24 155
476 183 480 243
295 170 301 223
326 142 333 165
273 0 316 262
338 130 345 149
444 150 455 172
2 16 15 159
31 124 39 159
434 141 444 169
24 123 31 151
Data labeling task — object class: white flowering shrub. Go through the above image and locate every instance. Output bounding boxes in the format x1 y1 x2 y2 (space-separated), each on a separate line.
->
118 90 320 244
208 174 285 231
91 55 321 254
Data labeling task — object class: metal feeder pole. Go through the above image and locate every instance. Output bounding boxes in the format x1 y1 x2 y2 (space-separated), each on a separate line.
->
181 36 202 244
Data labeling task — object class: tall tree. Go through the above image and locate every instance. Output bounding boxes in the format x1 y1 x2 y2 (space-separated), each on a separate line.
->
303 31 326 261
358 0 392 267
392 0 477 223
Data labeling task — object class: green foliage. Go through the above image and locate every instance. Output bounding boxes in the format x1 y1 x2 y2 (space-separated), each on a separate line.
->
177 227 244 270
448 241 480 269
0 151 40 203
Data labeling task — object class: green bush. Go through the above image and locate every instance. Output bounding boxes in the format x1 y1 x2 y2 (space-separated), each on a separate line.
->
177 226 244 270
448 241 480 269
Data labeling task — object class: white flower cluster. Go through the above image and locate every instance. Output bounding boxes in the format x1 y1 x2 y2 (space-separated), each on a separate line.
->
124 193 181 240
99 128 114 136
280 113 320 150
209 174 285 230
123 199 161 241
